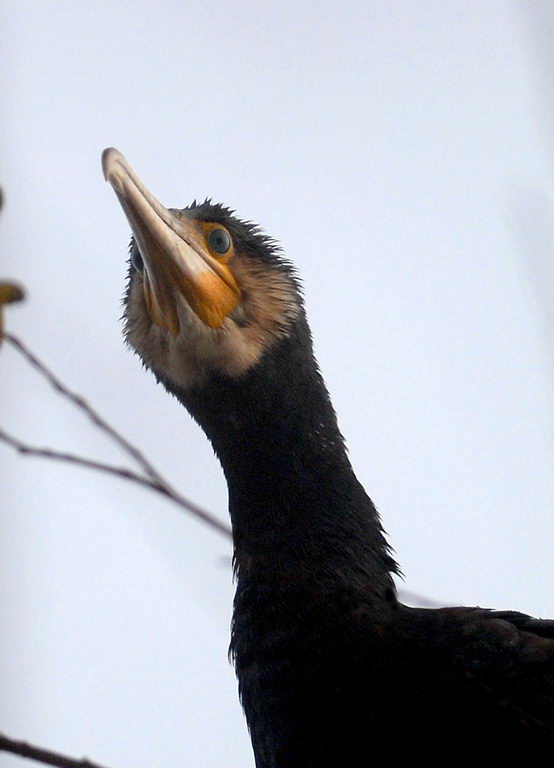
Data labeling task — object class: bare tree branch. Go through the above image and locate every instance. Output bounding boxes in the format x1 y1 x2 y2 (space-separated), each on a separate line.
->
0 733 111 768
5 332 165 485
0 426 231 538
1 332 232 539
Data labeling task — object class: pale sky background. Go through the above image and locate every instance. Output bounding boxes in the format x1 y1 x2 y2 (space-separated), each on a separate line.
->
2 2 554 766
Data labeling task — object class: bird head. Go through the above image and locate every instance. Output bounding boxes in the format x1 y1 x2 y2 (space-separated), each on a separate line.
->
102 149 301 390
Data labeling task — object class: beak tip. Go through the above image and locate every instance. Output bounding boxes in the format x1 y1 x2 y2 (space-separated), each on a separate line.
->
101 147 124 183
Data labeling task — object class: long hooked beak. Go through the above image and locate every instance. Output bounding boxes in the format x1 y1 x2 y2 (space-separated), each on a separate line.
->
102 148 240 333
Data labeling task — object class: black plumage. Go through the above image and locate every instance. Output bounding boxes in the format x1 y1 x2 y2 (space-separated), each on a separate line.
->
103 149 554 763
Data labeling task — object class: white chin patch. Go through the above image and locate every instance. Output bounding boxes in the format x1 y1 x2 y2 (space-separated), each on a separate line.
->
124 258 299 390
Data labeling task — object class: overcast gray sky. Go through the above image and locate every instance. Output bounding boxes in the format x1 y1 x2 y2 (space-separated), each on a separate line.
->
2 2 554 766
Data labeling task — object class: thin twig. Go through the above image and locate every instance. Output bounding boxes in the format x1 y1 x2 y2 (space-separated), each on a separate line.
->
0 428 147 480
0 427 231 537
0 733 111 768
5 332 165 485
1 333 232 539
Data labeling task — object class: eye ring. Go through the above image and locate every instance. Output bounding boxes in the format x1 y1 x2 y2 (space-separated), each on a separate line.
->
208 228 231 255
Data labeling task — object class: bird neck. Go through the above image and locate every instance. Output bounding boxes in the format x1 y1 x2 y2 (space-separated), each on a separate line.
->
171 312 396 593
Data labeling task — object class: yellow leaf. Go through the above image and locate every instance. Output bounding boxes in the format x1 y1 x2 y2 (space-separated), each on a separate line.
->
0 281 25 342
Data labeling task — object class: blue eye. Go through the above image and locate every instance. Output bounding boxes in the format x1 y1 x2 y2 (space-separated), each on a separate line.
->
208 228 231 254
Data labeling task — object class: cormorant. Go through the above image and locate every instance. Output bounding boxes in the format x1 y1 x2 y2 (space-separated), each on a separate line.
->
102 148 554 763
